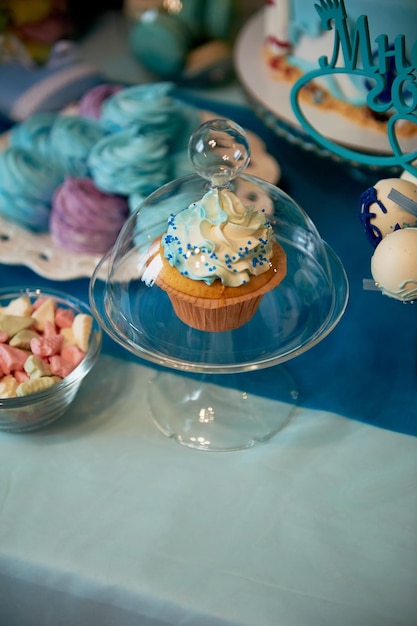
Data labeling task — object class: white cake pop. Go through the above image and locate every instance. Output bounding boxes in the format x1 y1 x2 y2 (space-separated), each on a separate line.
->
371 227 417 302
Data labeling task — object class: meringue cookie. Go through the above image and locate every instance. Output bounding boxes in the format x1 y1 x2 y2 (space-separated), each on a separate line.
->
50 176 129 254
100 82 200 150
0 146 64 230
78 83 125 119
89 127 170 197
48 115 108 177
9 112 58 157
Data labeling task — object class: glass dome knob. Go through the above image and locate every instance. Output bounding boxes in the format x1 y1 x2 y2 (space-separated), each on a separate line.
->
188 118 251 188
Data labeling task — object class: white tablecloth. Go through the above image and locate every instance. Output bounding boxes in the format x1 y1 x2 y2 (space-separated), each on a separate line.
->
1 354 416 626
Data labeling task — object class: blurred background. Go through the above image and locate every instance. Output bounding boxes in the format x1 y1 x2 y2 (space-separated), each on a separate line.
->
0 0 265 126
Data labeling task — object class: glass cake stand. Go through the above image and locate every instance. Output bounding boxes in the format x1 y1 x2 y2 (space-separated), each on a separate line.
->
89 119 349 451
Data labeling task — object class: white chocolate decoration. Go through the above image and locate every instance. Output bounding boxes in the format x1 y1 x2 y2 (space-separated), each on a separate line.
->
371 228 417 302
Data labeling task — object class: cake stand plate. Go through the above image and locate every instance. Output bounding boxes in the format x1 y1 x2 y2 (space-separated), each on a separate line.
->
234 11 413 168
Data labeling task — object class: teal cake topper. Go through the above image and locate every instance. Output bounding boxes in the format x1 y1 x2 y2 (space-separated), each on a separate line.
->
290 0 417 176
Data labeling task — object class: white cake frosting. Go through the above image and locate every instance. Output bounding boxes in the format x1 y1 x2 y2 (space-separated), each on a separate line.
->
263 0 417 131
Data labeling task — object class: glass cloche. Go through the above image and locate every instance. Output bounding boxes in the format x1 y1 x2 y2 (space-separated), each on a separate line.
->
89 119 348 451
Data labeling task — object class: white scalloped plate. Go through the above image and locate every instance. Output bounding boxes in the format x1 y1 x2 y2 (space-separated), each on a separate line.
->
0 214 108 280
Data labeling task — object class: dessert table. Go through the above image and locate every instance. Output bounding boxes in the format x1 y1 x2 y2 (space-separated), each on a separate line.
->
0 92 416 626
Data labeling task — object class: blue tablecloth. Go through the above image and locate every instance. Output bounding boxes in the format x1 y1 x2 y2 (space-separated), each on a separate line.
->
2 96 416 437
0 96 416 626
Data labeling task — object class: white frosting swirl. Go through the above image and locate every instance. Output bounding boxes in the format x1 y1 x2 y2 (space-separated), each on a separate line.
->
162 188 274 287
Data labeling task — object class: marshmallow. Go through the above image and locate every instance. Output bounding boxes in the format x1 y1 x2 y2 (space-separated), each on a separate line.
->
32 297 56 331
17 376 60 397
0 314 35 338
0 374 19 398
72 314 93 352
9 329 40 349
24 354 52 379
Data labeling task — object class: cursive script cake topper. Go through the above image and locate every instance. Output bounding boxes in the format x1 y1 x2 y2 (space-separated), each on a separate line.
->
290 0 417 177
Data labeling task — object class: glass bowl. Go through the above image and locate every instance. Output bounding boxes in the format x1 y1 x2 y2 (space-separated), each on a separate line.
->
0 287 102 433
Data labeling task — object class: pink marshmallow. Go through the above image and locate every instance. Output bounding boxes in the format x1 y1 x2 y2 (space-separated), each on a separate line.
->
49 355 77 378
0 344 29 375
14 370 30 383
43 320 57 336
61 345 85 367
55 307 75 329
30 334 64 358
0 331 8 343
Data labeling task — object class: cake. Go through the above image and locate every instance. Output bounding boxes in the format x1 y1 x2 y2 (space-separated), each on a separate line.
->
263 0 417 137
152 186 287 332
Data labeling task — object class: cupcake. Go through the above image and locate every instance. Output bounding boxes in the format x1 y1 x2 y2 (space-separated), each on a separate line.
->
152 186 286 332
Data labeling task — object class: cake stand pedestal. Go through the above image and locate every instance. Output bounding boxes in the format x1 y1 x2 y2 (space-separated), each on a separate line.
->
147 367 298 451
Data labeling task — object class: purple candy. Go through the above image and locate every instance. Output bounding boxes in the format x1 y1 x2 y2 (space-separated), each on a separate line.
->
78 84 124 119
50 176 129 254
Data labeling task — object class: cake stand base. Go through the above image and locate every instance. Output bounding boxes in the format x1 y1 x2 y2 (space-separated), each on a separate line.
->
147 366 298 452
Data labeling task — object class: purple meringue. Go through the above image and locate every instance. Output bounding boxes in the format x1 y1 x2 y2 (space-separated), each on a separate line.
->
50 176 129 254
78 83 124 119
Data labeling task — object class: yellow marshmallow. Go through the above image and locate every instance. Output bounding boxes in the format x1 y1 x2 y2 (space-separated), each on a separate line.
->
17 376 57 397
32 298 56 331
0 375 19 399
72 314 93 352
0 315 35 338
24 355 52 379
9 329 40 349
1 296 32 317
60 327 75 348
